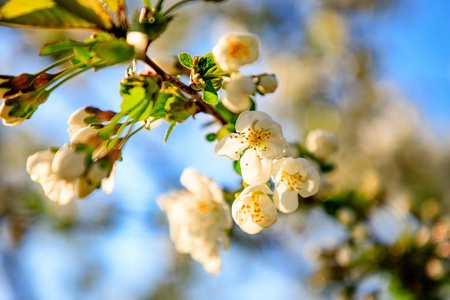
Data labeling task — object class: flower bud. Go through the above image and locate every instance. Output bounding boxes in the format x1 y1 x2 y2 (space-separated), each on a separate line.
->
0 100 26 126
212 33 260 72
70 126 102 146
306 129 338 160
52 144 87 181
86 160 113 188
76 177 96 198
256 74 278 95
68 106 115 127
127 31 149 59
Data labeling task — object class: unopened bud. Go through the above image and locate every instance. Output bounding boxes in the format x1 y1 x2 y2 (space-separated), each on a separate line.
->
306 129 338 160
127 31 149 59
52 144 87 181
69 106 115 127
256 74 278 95
86 160 113 188
76 177 96 198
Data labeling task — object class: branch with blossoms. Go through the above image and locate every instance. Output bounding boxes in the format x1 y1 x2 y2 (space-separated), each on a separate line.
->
0 0 335 277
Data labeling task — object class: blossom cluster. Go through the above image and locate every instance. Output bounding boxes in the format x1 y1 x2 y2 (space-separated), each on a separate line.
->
26 107 119 205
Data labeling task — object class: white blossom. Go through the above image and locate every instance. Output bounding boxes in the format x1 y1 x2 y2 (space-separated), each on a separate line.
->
126 31 149 59
212 33 260 72
26 149 76 205
271 157 320 213
232 184 277 234
157 168 232 275
222 72 255 113
215 111 288 185
256 74 278 95
306 128 338 160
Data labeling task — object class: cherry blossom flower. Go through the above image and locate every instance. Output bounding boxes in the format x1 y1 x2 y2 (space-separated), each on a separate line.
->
212 33 260 72
271 157 320 213
157 168 232 275
232 184 277 234
215 111 288 185
222 72 256 113
306 128 338 160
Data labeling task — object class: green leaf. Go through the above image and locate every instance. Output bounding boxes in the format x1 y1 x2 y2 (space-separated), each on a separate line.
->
73 45 93 63
120 86 146 112
39 39 84 56
205 133 216 142
178 52 193 69
202 80 218 105
0 0 110 29
164 121 176 144
92 39 134 67
233 160 242 176
199 53 215 70
53 0 113 29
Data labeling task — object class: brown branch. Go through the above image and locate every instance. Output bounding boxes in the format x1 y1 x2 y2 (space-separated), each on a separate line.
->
143 55 227 125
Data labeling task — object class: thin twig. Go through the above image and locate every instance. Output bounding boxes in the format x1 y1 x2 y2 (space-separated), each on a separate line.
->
143 55 227 125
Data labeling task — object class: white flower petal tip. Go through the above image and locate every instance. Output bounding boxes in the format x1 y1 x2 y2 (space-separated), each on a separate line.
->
272 157 320 213
157 168 232 275
306 129 338 160
215 111 288 185
212 32 260 72
232 184 277 234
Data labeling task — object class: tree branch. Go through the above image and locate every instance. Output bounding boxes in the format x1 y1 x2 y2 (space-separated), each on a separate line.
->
143 55 227 125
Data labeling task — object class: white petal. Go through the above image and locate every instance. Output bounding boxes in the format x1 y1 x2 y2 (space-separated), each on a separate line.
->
70 127 100 145
222 91 251 114
235 111 272 133
254 117 283 137
274 184 299 213
239 219 264 234
262 135 288 159
256 194 278 227
181 168 212 198
0 101 25 126
26 149 55 182
68 107 90 127
52 144 86 181
215 133 248 160
298 164 320 198
240 149 272 185
102 164 116 194
42 178 76 205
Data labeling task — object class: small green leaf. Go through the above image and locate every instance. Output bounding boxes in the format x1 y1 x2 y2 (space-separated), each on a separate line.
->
233 160 242 176
39 39 84 56
120 86 146 112
92 39 135 67
164 121 176 144
205 133 216 142
202 80 218 105
198 53 215 71
178 52 193 69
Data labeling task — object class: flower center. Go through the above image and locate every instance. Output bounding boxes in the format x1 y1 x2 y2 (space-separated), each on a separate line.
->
245 128 271 149
229 41 250 59
280 170 305 191
238 191 265 224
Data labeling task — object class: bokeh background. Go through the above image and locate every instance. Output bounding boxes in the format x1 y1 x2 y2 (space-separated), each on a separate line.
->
0 0 449 299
